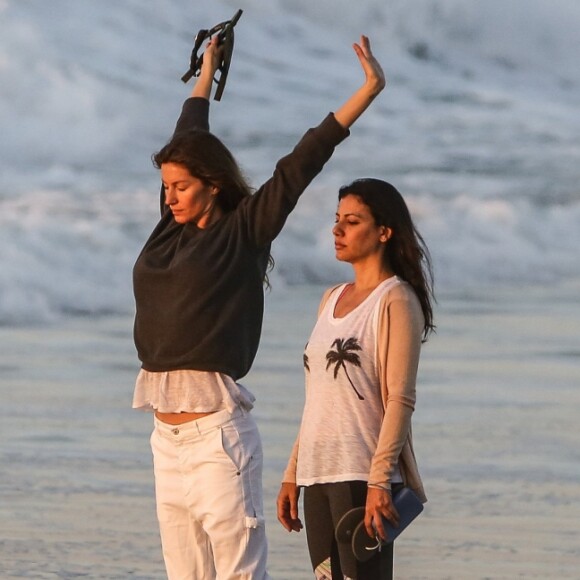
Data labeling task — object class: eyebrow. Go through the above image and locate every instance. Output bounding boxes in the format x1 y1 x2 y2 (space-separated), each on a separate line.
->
335 212 365 218
162 179 191 186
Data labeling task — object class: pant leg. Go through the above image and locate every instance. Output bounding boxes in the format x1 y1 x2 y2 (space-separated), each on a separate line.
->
151 409 270 580
304 481 395 580
198 411 270 579
151 421 215 580
303 484 334 575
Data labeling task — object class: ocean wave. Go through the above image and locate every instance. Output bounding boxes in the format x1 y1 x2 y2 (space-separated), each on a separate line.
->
1 185 579 324
1 0 579 322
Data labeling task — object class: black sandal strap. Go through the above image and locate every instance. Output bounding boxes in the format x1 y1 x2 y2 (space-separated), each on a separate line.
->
180 9 243 101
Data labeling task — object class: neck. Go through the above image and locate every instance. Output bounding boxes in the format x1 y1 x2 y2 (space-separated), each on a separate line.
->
350 259 394 291
196 199 222 229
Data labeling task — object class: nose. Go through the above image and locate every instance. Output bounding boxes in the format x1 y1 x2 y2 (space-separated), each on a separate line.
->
332 223 343 237
164 186 176 206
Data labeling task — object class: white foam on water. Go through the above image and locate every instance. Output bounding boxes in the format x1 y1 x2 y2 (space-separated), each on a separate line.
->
1 0 579 322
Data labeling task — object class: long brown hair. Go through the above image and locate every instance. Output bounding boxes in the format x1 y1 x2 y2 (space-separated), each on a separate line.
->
339 178 435 340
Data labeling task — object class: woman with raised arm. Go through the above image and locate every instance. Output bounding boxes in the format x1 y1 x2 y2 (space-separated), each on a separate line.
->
277 178 434 579
131 34 385 580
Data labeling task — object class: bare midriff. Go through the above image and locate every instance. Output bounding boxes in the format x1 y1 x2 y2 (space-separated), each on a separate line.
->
154 410 217 425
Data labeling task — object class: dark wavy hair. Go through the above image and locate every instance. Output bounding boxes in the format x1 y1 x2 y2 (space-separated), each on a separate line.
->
338 178 435 340
152 130 274 286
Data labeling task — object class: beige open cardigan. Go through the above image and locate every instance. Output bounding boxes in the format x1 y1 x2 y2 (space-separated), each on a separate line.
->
282 280 427 503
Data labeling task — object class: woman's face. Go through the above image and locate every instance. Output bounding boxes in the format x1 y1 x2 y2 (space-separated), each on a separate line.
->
333 194 390 264
161 162 217 226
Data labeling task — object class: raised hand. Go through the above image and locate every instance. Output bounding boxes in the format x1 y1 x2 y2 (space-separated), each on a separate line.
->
353 35 386 97
334 35 386 129
191 36 224 100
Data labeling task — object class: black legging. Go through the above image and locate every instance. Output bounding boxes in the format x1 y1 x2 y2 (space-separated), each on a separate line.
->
303 481 401 579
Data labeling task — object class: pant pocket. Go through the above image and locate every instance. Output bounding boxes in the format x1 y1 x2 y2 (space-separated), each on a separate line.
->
219 416 264 522
219 421 243 471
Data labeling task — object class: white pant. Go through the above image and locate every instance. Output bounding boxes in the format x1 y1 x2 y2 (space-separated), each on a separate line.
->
151 408 271 579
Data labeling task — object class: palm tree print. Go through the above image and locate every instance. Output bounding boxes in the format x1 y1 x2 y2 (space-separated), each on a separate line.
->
303 349 310 372
325 337 364 400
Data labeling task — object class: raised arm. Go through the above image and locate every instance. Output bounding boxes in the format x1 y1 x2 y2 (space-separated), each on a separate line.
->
191 36 223 100
170 36 225 139
334 35 386 129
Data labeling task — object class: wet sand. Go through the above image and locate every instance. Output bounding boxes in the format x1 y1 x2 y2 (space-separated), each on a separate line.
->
1 282 579 578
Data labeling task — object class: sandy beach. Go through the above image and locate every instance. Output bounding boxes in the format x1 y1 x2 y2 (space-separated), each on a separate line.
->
1 282 579 579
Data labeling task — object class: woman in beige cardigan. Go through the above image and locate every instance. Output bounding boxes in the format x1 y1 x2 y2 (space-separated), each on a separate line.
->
277 178 434 579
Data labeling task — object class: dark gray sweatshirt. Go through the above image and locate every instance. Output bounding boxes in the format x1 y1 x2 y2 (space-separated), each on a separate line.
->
133 97 349 380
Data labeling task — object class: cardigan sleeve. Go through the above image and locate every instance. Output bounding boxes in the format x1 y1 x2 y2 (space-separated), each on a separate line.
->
368 283 424 489
282 435 300 483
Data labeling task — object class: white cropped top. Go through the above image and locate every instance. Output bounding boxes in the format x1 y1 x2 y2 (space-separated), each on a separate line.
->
132 369 255 415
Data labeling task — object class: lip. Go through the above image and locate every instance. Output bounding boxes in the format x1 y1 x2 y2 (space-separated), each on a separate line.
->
171 210 187 221
334 243 346 250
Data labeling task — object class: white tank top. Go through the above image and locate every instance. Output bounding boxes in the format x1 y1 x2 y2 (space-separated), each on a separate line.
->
296 277 403 486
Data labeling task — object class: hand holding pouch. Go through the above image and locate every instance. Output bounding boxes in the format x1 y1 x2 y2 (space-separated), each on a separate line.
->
335 487 424 562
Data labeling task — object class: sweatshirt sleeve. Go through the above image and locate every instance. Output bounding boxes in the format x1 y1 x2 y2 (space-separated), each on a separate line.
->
368 283 424 488
172 97 210 134
156 97 211 214
238 113 350 248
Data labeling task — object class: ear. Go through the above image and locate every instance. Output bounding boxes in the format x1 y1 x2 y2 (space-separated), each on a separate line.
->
379 227 393 243
211 186 220 196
